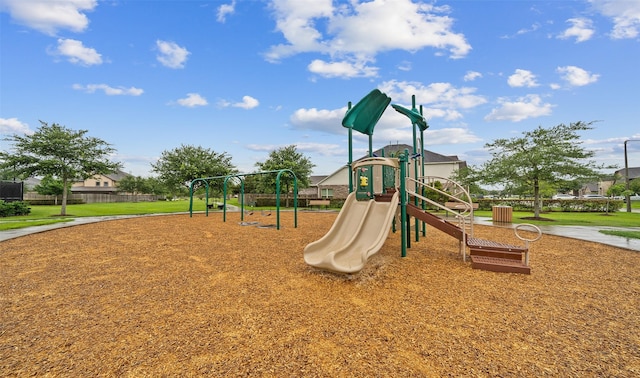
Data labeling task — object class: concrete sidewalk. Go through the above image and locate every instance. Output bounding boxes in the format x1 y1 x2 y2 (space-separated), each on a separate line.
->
474 217 640 252
2 213 639 252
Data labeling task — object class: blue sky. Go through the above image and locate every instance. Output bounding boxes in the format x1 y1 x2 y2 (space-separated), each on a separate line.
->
1 0 639 178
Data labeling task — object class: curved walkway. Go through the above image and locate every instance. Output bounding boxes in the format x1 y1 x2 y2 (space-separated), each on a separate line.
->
474 217 640 252
1 212 639 252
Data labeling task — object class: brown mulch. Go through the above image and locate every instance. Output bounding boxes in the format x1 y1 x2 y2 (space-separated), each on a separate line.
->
1 211 639 377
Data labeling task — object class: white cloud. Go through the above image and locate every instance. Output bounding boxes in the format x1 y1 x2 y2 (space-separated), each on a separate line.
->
397 61 412 72
500 22 541 39
484 94 553 122
0 0 97 35
219 95 260 109
517 22 541 36
308 59 378 78
156 40 190 69
52 38 102 66
463 71 482 82
217 0 236 23
507 69 538 88
176 93 208 107
288 101 480 150
589 0 640 39
374 124 481 147
266 0 471 78
423 128 481 145
234 96 259 109
379 80 487 118
556 65 599 87
246 142 343 157
289 107 346 134
558 17 595 42
0 117 33 135
72 84 143 96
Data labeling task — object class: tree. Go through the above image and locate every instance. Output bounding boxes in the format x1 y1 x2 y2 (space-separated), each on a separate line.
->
0 121 121 215
151 145 237 196
145 177 170 196
117 175 139 194
254 145 314 201
449 167 484 196
34 175 67 205
476 121 611 218
630 179 640 195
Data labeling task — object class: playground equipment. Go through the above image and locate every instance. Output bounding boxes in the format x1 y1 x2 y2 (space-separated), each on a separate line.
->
303 158 400 273
189 169 298 230
304 89 541 274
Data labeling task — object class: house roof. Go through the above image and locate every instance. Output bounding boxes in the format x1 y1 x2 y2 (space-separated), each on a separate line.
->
316 144 467 185
360 143 462 163
614 167 640 180
70 186 119 193
103 169 132 182
309 175 328 186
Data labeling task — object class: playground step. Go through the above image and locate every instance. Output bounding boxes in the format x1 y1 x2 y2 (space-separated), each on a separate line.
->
469 247 524 261
466 237 527 253
470 255 531 274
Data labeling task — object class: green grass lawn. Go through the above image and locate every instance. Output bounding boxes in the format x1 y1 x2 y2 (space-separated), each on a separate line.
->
473 209 640 228
599 230 640 240
1 198 639 232
0 200 204 231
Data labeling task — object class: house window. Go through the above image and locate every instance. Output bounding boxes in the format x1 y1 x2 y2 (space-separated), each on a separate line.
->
321 188 334 198
95 181 100 186
103 182 109 187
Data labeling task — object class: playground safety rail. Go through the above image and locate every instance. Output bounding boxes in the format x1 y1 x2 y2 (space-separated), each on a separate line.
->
405 175 475 260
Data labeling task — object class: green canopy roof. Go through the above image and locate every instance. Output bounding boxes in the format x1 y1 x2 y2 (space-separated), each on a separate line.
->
391 104 428 131
342 89 391 136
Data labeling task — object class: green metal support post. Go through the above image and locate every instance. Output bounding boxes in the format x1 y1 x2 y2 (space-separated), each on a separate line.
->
400 150 408 257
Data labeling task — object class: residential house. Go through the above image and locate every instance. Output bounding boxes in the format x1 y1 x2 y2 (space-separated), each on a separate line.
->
614 167 640 184
71 170 132 194
311 144 467 199
299 175 328 197
580 167 639 197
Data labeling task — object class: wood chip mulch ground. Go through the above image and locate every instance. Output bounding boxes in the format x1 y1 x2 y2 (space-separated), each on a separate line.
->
1 211 639 377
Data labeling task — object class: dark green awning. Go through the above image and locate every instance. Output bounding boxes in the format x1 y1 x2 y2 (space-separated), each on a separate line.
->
342 89 391 136
391 104 428 131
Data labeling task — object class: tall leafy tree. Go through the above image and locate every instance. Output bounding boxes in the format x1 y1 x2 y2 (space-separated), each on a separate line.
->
626 178 640 196
34 175 67 205
151 145 237 196
254 145 314 195
477 121 611 218
0 121 121 215
117 175 157 197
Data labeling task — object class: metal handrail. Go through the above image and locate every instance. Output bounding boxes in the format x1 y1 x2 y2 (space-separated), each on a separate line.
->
405 176 475 261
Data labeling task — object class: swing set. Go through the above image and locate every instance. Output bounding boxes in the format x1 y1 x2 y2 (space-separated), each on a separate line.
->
188 169 298 230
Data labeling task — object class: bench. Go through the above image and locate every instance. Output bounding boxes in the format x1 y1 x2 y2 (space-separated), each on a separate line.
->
444 201 478 217
445 201 479 211
309 199 331 209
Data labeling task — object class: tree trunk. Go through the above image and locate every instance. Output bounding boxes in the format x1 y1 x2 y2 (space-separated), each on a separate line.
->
61 177 68 216
533 178 540 218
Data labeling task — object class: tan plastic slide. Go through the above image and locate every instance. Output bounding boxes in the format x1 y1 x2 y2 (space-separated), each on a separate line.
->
303 190 399 274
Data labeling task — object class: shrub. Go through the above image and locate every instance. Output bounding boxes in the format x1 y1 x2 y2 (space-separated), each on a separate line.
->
0 201 31 217
474 198 624 213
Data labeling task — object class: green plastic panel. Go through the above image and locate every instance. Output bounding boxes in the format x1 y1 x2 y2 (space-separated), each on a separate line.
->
391 104 428 131
342 89 391 136
355 165 374 200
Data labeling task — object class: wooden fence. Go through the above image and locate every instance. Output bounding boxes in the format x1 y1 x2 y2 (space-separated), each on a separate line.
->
24 193 162 204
